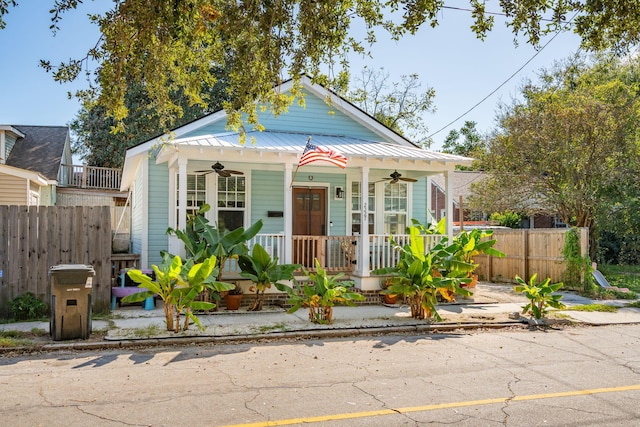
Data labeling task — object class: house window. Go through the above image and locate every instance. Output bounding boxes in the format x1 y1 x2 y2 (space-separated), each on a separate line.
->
384 182 408 234
217 175 246 231
176 174 206 227
350 181 375 234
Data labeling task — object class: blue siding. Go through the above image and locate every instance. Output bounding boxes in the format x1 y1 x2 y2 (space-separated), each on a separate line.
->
251 170 285 234
147 159 169 267
130 166 144 256
411 178 431 225
182 92 382 141
250 170 348 235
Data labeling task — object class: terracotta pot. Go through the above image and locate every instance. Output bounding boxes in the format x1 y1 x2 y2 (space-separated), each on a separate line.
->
382 293 399 304
463 274 478 288
224 294 243 310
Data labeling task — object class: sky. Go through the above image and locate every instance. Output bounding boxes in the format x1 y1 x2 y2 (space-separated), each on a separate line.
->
0 2 582 151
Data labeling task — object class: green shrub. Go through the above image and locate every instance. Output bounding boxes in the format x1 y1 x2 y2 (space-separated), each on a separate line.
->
489 210 522 228
8 293 48 321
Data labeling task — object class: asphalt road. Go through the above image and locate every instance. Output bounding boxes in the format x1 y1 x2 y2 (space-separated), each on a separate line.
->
2 324 640 426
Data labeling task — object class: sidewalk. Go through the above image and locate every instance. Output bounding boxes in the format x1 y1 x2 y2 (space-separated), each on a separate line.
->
3 283 640 350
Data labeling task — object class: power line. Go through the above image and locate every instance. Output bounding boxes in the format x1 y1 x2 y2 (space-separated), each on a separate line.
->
428 13 579 139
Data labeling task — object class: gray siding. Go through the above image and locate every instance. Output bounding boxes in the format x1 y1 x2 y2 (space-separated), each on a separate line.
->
147 160 169 267
5 134 17 158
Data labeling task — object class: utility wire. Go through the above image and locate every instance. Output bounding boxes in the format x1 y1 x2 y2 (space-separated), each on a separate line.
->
428 12 579 139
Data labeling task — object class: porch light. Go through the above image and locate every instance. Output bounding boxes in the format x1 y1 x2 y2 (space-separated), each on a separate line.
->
335 186 344 200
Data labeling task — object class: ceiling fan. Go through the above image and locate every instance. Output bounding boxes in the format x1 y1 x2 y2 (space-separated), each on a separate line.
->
382 170 418 184
195 162 244 177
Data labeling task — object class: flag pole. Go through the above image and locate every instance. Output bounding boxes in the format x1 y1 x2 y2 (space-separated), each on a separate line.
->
291 136 311 188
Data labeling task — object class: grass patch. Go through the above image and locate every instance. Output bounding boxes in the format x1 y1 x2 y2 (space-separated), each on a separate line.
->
598 264 640 293
131 324 162 338
626 301 640 308
0 330 35 347
257 322 288 333
566 304 619 313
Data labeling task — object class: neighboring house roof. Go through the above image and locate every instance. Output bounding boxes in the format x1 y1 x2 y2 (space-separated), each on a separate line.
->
6 125 69 180
431 171 486 205
0 163 48 186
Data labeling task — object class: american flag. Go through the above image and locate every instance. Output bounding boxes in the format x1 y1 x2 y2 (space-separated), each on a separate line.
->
298 137 347 169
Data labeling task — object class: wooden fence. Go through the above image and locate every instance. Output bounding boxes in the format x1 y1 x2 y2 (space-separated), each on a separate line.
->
474 228 589 283
0 206 112 317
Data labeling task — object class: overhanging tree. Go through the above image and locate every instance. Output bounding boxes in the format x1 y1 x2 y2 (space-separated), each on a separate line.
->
345 66 435 146
471 55 640 257
2 1 640 136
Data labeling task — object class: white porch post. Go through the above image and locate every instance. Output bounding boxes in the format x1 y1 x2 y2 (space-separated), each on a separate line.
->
178 158 188 231
357 167 370 276
284 163 293 264
444 170 454 239
426 175 433 223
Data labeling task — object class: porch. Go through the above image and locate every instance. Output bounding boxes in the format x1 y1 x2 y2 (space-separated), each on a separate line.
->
59 164 123 191
227 233 447 278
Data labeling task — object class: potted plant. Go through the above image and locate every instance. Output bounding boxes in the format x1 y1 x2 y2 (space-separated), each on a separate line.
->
276 259 365 324
238 243 300 311
379 278 399 305
223 284 244 310
373 224 475 321
448 228 505 288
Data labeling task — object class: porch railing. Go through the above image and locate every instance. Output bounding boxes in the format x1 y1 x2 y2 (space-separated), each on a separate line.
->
368 234 445 271
222 233 446 276
59 164 122 191
291 235 357 272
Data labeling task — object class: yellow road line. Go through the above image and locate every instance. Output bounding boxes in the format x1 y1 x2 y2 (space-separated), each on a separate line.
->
223 384 640 427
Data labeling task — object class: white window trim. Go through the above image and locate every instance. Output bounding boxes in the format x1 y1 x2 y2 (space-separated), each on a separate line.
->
212 170 252 230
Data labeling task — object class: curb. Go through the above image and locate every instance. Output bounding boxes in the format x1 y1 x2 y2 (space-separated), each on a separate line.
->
0 321 530 354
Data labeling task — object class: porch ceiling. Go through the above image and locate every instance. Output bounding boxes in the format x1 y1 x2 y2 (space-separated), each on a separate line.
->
156 130 473 171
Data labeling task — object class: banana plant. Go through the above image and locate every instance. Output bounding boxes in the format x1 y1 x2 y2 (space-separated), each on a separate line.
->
276 259 365 324
514 273 566 319
237 243 300 311
167 203 263 280
373 224 475 320
123 253 234 332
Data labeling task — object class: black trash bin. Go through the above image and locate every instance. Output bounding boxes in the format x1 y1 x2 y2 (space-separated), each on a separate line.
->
49 264 95 341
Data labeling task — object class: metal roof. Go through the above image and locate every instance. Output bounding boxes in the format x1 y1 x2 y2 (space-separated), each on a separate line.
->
166 130 472 164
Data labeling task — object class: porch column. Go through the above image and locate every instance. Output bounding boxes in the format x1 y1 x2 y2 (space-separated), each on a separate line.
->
178 158 188 231
357 167 370 276
444 170 454 240
426 175 433 223
284 162 293 264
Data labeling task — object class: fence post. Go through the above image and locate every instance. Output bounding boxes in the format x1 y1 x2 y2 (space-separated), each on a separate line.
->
523 229 529 281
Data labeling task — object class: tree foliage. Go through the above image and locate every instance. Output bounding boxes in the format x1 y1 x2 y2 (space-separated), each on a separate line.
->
442 120 485 158
345 66 435 145
2 1 640 134
71 70 229 167
471 54 640 256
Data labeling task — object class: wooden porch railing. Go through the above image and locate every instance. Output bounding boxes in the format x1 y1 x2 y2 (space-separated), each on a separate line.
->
59 164 122 191
292 235 357 272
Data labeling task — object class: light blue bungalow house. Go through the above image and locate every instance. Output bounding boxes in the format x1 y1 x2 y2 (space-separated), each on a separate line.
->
120 76 471 290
